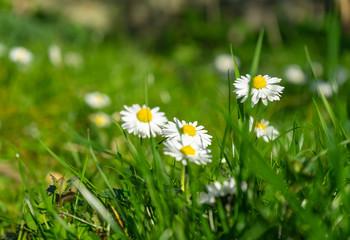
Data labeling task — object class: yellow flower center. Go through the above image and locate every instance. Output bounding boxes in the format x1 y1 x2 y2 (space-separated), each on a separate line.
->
253 76 267 89
95 94 103 104
181 125 196 136
137 108 152 123
94 115 107 126
16 51 26 61
256 122 267 130
180 145 196 156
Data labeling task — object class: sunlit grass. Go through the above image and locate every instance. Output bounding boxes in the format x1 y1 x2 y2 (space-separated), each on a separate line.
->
1 8 350 240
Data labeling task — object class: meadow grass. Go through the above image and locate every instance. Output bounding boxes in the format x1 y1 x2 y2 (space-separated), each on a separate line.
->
1 9 350 240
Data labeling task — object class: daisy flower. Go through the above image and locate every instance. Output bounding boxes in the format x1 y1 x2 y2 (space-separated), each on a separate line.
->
284 64 305 85
48 45 62 66
120 104 167 138
335 66 348 86
199 178 237 205
233 74 284 106
214 53 240 74
249 117 279 142
84 92 111 109
9 47 33 65
163 135 211 166
313 80 334 98
162 118 212 147
89 112 111 128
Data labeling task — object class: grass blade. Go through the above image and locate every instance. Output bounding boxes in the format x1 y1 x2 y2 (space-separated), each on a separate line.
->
72 180 123 235
250 29 264 77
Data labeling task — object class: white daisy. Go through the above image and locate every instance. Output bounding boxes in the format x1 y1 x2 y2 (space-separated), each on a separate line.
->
249 117 279 142
233 74 284 106
84 92 111 109
284 64 305 85
314 80 334 98
162 117 212 147
335 66 348 86
199 178 237 205
89 112 111 128
214 53 240 74
48 45 62 66
9 47 33 65
120 104 167 138
163 135 211 166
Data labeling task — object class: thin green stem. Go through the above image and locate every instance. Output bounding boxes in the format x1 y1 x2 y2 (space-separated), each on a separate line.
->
181 164 186 192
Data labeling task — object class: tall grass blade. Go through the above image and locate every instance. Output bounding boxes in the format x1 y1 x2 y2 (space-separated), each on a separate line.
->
230 44 240 79
249 29 264 77
72 180 123 235
304 45 316 79
312 98 331 140
16 154 48 240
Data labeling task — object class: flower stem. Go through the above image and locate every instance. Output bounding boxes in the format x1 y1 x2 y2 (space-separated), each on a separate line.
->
181 165 186 192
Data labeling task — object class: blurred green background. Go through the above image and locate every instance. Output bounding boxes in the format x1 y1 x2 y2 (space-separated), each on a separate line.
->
1 0 350 233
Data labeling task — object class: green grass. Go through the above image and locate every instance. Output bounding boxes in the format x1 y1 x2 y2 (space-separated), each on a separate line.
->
1 7 350 240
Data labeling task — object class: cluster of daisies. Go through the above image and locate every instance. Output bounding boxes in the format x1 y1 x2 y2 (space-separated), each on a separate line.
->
84 91 112 128
213 53 284 141
120 104 235 204
120 104 212 166
117 73 285 205
85 95 226 204
82 72 285 204
234 74 284 142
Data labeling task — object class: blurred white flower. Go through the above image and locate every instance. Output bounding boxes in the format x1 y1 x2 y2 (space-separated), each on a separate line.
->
48 45 62 66
315 80 334 98
241 181 248 192
84 92 111 109
160 90 171 104
249 117 279 142
335 66 349 86
65 52 83 68
89 112 111 128
9 47 33 65
199 178 236 205
214 54 240 74
284 64 305 84
0 43 6 57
